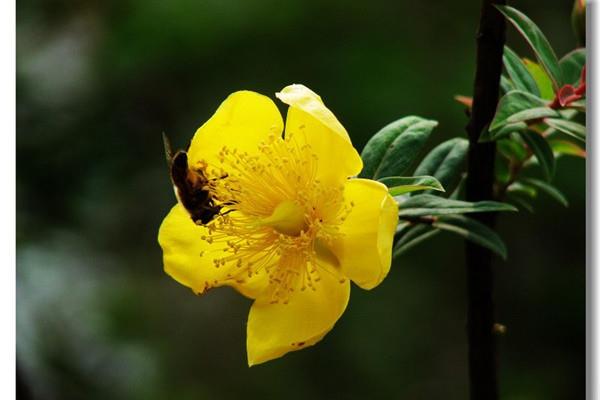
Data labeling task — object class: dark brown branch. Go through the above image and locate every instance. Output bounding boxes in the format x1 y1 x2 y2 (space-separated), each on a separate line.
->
464 1 506 399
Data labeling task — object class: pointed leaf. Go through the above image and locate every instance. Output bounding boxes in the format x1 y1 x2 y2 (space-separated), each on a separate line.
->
507 193 535 213
544 118 586 141
507 182 537 198
522 177 569 207
432 215 508 260
548 139 586 158
495 156 511 184
393 224 440 258
497 137 527 161
449 174 466 200
398 194 517 218
543 109 579 138
396 221 412 235
566 99 586 112
523 58 555 99
506 107 559 124
503 46 540 96
455 95 473 109
558 109 579 120
560 48 586 85
500 75 515 94
360 116 438 179
413 138 468 194
490 90 547 133
379 175 445 196
519 131 555 181
496 5 564 89
483 121 527 142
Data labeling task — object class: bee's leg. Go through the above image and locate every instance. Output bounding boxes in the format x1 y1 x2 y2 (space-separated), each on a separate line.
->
209 173 229 182
220 209 234 217
208 171 229 181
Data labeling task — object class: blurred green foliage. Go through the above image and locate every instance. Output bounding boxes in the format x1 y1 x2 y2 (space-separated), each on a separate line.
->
17 0 584 399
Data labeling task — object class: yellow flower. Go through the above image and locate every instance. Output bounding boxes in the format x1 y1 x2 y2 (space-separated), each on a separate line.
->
158 84 398 366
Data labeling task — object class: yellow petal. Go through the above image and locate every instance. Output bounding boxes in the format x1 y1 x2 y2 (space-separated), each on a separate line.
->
158 203 268 298
330 179 398 290
246 263 350 366
276 84 363 184
187 91 284 171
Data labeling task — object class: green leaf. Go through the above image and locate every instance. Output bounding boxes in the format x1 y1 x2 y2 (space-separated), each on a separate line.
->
360 116 438 179
544 109 581 138
497 137 527 161
503 46 540 96
544 118 586 141
500 75 515 94
482 121 528 142
507 182 537 198
379 175 445 196
490 90 547 133
558 108 579 120
395 223 413 240
507 193 535 213
549 139 586 158
496 5 564 90
506 107 559 125
413 138 468 194
495 156 510 184
566 99 586 112
449 174 466 200
560 48 586 85
398 194 517 218
524 58 556 100
432 215 508 260
519 131 555 181
522 177 569 207
393 224 440 258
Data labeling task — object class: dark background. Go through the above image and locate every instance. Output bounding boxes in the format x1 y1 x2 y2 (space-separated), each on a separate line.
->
17 0 585 399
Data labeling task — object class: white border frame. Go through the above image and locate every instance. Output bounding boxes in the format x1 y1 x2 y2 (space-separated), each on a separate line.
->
589 1 598 399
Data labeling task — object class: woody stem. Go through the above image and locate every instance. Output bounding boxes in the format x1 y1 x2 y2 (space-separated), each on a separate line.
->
464 0 506 399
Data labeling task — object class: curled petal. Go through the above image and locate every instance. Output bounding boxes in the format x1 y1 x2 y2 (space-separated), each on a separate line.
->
158 204 268 298
331 179 398 290
276 84 363 184
246 262 350 366
188 91 284 172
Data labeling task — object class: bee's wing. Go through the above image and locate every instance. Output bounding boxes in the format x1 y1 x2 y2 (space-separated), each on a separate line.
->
162 132 174 167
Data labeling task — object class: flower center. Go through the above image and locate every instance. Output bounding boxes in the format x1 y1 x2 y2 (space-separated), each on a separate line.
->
260 200 307 236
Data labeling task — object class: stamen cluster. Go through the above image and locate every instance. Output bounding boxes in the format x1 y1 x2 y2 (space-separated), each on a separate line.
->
196 132 353 303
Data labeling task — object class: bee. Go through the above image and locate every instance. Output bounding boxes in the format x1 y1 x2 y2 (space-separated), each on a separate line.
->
163 133 225 225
